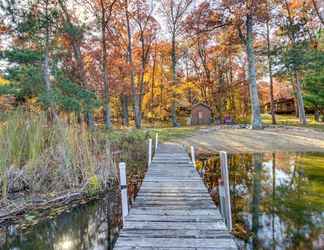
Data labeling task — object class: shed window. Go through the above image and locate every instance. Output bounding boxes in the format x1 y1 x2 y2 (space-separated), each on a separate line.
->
198 111 203 119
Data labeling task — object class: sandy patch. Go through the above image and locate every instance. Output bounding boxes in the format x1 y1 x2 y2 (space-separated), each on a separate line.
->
175 126 324 153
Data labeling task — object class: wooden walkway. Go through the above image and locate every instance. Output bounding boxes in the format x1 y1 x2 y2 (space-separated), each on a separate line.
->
114 143 237 249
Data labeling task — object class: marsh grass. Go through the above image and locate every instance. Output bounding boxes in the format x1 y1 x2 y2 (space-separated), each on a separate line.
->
0 111 197 202
0 110 114 200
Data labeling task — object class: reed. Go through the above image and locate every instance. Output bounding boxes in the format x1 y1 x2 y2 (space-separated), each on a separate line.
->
0 110 114 200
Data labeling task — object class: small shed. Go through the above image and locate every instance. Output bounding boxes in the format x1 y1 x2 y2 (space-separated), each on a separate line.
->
191 103 212 125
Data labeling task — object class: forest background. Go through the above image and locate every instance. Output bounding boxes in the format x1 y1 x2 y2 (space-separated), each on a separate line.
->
0 0 323 208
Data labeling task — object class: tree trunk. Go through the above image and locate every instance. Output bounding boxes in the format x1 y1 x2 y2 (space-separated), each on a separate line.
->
138 32 146 124
315 110 320 122
125 1 141 129
120 95 129 126
100 0 112 129
272 153 276 249
266 21 276 125
150 47 157 113
284 0 307 125
251 153 262 249
312 0 324 25
43 0 51 94
246 15 262 129
43 0 56 122
293 72 307 124
171 32 179 127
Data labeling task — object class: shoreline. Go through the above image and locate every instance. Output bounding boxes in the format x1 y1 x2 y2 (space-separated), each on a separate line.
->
0 187 112 232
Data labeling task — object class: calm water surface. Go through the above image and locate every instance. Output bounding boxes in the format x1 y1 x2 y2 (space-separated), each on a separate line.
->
0 188 122 250
1 152 323 250
197 152 324 250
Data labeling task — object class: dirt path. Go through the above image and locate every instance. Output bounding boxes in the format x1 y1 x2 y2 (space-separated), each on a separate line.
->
175 126 324 153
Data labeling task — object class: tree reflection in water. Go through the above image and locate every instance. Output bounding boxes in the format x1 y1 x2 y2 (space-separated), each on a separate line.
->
1 187 122 250
196 152 324 250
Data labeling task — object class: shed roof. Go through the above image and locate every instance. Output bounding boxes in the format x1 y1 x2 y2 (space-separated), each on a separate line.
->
192 103 211 110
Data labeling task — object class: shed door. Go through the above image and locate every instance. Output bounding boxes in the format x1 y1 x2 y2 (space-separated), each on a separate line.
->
198 111 203 124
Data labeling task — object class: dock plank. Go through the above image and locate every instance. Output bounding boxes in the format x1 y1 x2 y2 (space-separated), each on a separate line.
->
114 143 237 250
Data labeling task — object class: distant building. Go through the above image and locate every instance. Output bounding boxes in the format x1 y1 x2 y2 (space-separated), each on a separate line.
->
191 103 211 125
264 98 296 114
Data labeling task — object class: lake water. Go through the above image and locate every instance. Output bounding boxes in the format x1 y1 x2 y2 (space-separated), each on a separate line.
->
197 152 324 250
1 152 324 250
0 188 122 250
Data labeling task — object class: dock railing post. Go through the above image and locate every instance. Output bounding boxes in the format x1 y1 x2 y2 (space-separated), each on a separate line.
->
155 133 158 152
191 146 196 167
148 139 152 166
219 151 232 231
119 162 128 223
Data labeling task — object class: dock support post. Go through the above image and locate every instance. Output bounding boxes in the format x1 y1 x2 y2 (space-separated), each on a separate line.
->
148 139 152 166
218 179 225 218
191 146 196 167
155 133 158 151
219 151 232 231
119 162 128 222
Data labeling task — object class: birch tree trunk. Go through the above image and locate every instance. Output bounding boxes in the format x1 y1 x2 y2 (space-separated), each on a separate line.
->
138 31 146 123
150 47 157 113
125 1 141 129
100 0 112 129
294 72 307 124
246 15 262 129
171 32 179 127
266 21 276 124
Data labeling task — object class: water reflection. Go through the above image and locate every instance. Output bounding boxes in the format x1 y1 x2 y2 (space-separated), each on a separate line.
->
197 152 324 250
1 188 122 250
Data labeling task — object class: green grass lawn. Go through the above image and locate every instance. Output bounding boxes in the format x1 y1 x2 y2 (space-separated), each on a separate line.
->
262 113 324 131
105 126 199 144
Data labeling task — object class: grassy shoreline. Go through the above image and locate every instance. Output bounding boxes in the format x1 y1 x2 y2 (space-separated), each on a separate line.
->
0 111 198 232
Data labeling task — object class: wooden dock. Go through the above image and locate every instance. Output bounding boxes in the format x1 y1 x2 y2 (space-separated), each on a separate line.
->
114 143 237 249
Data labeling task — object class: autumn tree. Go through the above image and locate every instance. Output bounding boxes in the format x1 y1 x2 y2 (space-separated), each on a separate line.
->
160 0 193 127
133 0 158 126
222 0 267 129
84 0 119 128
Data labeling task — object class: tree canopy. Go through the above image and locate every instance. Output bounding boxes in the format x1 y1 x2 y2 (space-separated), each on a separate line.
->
0 0 323 127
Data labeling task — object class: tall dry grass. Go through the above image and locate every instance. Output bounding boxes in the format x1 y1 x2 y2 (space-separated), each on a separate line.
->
0 110 115 200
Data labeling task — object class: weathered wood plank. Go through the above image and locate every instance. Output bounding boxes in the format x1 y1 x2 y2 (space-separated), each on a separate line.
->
129 208 222 217
115 238 237 249
119 229 231 238
125 214 223 222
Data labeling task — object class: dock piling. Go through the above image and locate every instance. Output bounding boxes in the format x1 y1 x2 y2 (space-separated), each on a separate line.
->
148 139 152 166
190 146 196 167
119 162 128 222
155 133 158 151
219 151 232 231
